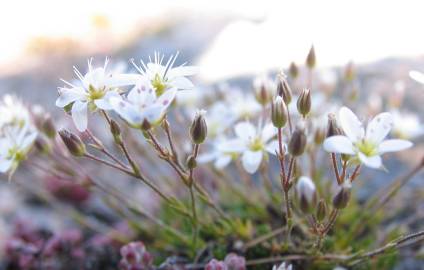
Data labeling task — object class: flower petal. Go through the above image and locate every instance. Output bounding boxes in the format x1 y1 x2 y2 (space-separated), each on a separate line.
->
339 106 364 143
265 140 282 155
55 87 85 108
110 97 143 125
167 66 198 78
366 112 393 144
235 122 256 141
94 91 120 110
323 136 355 155
0 159 13 173
171 77 194 90
214 155 232 169
71 101 88 131
378 139 413 154
242 150 263 174
217 139 246 153
358 152 382 169
20 132 38 149
261 123 278 142
156 88 177 110
409 70 424 84
105 74 141 88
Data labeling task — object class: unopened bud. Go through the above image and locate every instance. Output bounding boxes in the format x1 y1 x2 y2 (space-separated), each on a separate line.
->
344 61 355 82
186 155 197 169
190 109 207 144
306 45 316 69
296 176 317 213
254 76 274 106
316 199 327 222
225 253 246 270
59 129 86 157
42 116 56 138
326 113 342 138
205 259 227 270
289 62 299 79
297 88 311 118
110 119 122 144
141 119 151 131
277 73 292 105
314 126 326 145
288 124 307 156
34 137 50 154
271 96 288 128
333 181 351 209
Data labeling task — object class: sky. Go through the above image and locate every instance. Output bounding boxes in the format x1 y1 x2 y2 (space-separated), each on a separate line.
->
1 0 424 81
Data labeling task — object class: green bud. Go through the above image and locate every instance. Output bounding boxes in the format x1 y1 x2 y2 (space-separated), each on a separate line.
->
254 76 274 106
316 199 327 222
277 73 292 105
289 62 299 79
141 119 152 131
271 96 288 128
333 181 351 209
306 45 316 69
297 88 311 118
288 124 307 156
186 155 197 169
58 129 86 157
110 119 122 144
190 110 207 144
41 116 56 139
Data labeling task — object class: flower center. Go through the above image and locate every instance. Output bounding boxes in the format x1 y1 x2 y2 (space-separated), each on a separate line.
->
249 137 264 152
88 85 106 101
8 147 24 161
152 73 167 96
356 140 378 157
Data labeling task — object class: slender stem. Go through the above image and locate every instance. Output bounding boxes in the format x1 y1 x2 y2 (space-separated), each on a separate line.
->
284 189 293 245
286 106 293 135
189 144 200 249
163 118 184 171
286 157 295 184
350 165 361 182
331 153 341 185
85 129 127 168
277 128 286 180
340 160 348 182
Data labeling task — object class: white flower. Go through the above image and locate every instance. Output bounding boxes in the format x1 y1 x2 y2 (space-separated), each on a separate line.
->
226 89 262 120
0 95 32 130
391 110 424 139
296 176 316 203
272 262 293 270
409 70 424 84
109 77 176 127
132 52 197 95
205 102 237 138
0 125 37 176
323 107 413 169
219 121 281 174
197 137 236 169
55 58 138 131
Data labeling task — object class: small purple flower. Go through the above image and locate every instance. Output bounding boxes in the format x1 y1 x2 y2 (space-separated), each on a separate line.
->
224 253 246 270
205 259 227 270
119 241 153 270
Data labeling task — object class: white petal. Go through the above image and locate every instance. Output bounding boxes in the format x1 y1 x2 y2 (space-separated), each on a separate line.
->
261 123 277 142
366 112 393 144
217 139 246 153
94 91 120 110
128 81 156 107
105 74 141 88
171 77 194 90
55 88 85 107
214 155 232 169
339 106 364 143
242 150 263 174
84 67 105 89
379 139 413 154
140 104 164 123
20 132 38 149
358 152 382 169
197 152 217 163
265 140 281 155
409 70 424 84
71 101 88 131
168 66 198 78
235 122 256 141
0 159 13 173
323 136 355 155
110 97 143 125
156 88 177 110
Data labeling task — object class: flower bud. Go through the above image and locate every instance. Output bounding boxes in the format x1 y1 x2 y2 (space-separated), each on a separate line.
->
288 124 307 156
34 137 51 154
141 119 152 131
205 259 227 270
110 119 122 144
313 126 326 145
254 76 274 106
59 129 86 157
344 61 355 82
316 199 327 222
119 241 153 270
277 73 292 105
271 96 288 128
306 45 316 69
289 62 299 79
326 113 342 138
296 176 317 213
41 116 56 139
297 88 311 118
333 181 352 209
224 253 246 270
186 155 197 170
190 109 207 144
